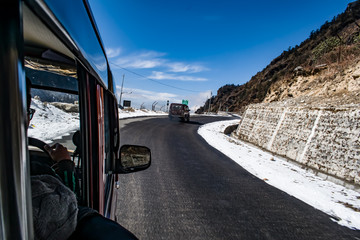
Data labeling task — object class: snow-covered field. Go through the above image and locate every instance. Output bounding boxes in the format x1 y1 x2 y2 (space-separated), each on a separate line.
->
28 99 80 143
198 119 360 230
28 100 360 230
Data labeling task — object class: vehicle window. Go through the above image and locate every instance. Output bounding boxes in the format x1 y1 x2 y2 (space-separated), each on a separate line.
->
26 60 80 154
28 88 79 150
171 104 182 110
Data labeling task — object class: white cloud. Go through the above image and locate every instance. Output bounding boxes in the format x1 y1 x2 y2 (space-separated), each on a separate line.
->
127 88 178 101
149 71 208 82
184 91 212 111
137 51 166 59
111 50 167 69
167 62 209 73
109 49 209 76
105 47 122 58
115 86 211 112
115 86 180 108
120 59 164 69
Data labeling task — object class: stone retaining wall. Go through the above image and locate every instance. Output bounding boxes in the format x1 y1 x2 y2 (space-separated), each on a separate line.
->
235 102 360 185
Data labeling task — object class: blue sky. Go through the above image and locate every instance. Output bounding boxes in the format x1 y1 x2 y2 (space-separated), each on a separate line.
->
88 0 352 111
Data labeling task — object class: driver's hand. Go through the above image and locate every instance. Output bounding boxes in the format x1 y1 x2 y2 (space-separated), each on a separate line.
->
44 143 71 162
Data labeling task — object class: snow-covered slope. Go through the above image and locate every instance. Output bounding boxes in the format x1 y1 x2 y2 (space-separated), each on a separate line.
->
28 98 79 143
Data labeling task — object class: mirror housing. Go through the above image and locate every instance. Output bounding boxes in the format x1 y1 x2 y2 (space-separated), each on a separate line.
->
116 145 151 174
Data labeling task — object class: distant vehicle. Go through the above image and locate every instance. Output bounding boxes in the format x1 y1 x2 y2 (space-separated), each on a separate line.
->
169 103 190 122
0 0 150 238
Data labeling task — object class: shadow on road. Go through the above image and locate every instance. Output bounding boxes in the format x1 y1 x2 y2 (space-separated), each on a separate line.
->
184 121 203 125
168 118 203 125
171 119 203 125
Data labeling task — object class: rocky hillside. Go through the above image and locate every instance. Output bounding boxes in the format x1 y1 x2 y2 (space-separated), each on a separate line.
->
196 1 360 113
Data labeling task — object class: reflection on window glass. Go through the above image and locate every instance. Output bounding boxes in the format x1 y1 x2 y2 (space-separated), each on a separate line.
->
43 0 108 87
25 58 78 92
28 88 80 152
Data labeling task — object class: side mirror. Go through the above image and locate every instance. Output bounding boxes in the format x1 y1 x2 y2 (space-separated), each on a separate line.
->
118 145 151 173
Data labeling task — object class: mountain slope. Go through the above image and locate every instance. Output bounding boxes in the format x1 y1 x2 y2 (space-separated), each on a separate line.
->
196 1 360 113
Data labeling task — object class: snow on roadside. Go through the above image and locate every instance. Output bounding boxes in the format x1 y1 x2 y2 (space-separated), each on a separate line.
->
198 119 360 230
28 98 79 143
118 108 167 119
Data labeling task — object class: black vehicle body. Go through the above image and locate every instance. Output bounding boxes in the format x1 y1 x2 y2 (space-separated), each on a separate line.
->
0 0 150 239
168 103 190 122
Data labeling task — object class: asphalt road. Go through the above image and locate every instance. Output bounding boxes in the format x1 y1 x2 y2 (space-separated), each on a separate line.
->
115 116 360 240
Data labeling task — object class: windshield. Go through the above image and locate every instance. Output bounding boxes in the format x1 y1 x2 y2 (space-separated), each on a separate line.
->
170 104 182 110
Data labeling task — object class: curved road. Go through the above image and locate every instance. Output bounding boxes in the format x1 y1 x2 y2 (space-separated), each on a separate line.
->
115 116 360 240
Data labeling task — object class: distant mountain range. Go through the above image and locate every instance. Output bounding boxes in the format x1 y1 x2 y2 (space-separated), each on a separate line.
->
31 88 78 103
196 1 360 113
